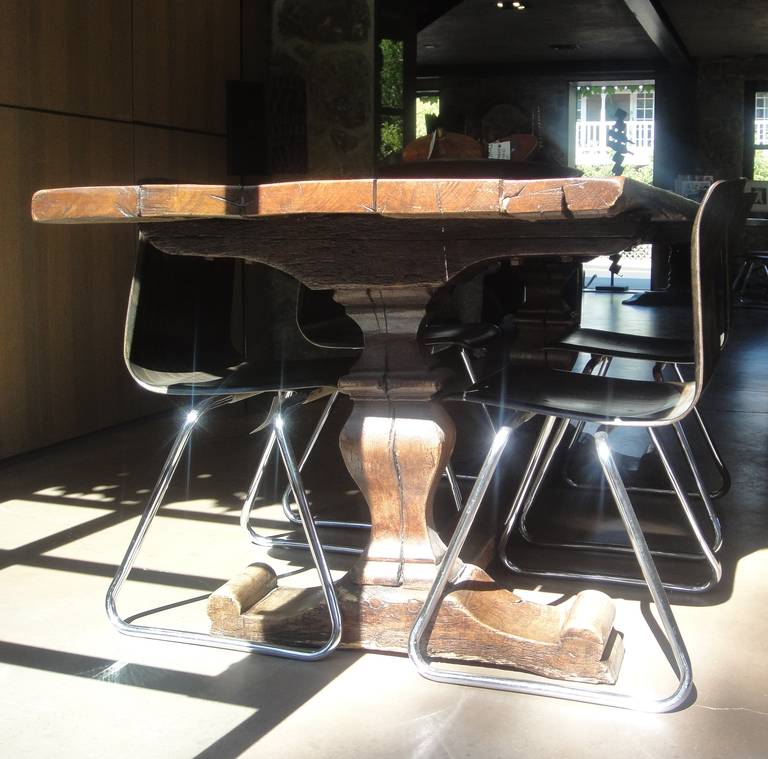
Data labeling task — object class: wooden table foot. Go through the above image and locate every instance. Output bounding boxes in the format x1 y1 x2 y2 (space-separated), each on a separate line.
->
208 566 623 684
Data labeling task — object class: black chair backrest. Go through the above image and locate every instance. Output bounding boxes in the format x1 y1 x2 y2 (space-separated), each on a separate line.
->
126 238 361 395
692 179 748 398
124 236 243 382
296 285 364 350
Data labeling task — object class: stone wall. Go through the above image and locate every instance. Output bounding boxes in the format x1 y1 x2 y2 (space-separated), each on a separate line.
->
696 57 768 179
270 0 375 178
696 58 768 249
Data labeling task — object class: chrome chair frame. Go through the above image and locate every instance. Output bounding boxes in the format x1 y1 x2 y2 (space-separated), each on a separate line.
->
106 394 342 660
549 191 756 504
411 180 746 710
561 359 730 501
514 355 722 573
501 415 722 593
733 251 768 306
409 427 692 712
514 187 755 568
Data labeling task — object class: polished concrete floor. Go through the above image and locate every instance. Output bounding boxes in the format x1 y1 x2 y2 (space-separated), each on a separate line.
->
2 294 768 758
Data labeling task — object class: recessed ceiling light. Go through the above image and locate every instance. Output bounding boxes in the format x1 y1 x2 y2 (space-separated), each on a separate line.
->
497 1 528 10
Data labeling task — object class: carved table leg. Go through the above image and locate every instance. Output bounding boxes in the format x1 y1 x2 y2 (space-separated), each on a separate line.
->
210 286 624 683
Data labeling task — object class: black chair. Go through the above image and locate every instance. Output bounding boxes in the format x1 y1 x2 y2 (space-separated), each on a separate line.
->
546 188 754 503
733 249 768 305
409 180 746 710
107 236 358 659
509 185 753 572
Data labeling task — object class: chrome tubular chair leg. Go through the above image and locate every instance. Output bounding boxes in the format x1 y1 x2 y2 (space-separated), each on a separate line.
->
106 397 342 660
737 260 755 302
564 356 612 453
501 414 560 538
459 347 496 434
439 346 498 485
672 363 730 499
240 426 278 536
499 424 722 592
565 361 725 501
731 258 750 293
519 424 721 561
409 429 693 713
279 391 370 531
517 416 574 542
445 463 464 512
672 421 722 551
240 402 365 557
647 428 722 589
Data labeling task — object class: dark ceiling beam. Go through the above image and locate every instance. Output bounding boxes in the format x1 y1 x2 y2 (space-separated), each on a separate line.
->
416 59 665 81
415 1 465 32
621 0 692 68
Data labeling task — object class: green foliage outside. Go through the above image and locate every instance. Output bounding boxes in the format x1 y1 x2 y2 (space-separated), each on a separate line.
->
379 117 404 160
378 38 404 159
754 150 768 180
578 163 654 184
416 95 440 137
379 39 403 109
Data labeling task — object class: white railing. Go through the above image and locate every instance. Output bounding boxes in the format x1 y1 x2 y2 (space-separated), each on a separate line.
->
576 119 654 166
756 119 768 146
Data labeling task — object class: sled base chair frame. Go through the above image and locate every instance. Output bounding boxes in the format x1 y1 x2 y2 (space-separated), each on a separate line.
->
409 424 692 712
106 393 342 661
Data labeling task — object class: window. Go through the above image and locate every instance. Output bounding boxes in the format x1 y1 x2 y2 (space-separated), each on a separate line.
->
570 80 655 291
377 38 405 160
415 93 440 137
744 83 768 180
570 80 654 181
634 91 654 121
756 92 768 120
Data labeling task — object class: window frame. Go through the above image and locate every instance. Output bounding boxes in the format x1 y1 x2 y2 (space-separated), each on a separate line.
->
374 7 415 164
634 91 654 121
743 81 768 178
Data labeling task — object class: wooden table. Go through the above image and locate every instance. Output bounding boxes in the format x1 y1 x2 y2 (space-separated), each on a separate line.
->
33 177 697 683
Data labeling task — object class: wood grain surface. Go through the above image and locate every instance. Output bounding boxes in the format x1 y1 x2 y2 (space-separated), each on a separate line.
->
132 0 240 133
0 0 132 120
32 177 698 224
0 107 156 459
208 571 624 683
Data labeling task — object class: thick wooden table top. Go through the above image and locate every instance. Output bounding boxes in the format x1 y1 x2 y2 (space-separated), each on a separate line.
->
32 177 697 288
32 176 695 223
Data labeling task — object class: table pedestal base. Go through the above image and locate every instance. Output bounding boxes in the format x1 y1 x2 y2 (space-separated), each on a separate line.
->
208 566 623 684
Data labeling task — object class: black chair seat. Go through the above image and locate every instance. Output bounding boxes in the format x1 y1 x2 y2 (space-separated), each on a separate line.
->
422 323 500 350
130 356 357 396
444 364 691 424
745 251 768 262
549 327 693 364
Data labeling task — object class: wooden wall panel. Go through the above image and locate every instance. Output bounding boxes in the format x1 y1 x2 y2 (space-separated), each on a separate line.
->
134 126 235 184
0 0 244 458
133 0 241 133
0 108 160 459
0 0 132 119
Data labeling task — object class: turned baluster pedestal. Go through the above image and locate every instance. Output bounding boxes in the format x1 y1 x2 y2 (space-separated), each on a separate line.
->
209 285 623 683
